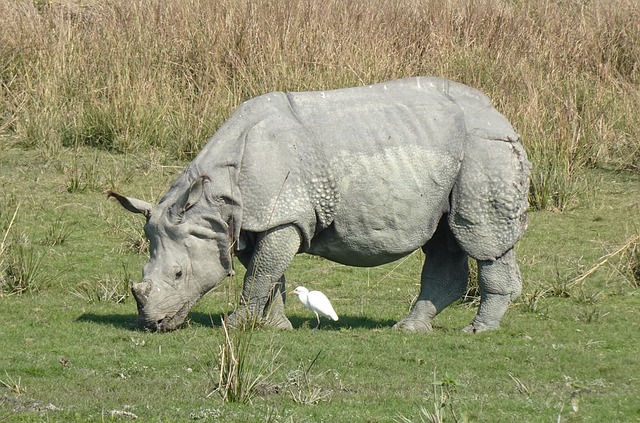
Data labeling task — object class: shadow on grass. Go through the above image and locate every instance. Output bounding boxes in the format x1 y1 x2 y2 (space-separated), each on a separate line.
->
288 314 397 330
76 311 227 331
189 312 397 330
77 311 397 331
76 312 139 330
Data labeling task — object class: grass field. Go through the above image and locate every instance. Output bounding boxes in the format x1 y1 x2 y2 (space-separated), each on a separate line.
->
1 0 640 421
0 147 638 422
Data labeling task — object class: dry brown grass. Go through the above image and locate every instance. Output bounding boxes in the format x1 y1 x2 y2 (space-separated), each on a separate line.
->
1 0 639 208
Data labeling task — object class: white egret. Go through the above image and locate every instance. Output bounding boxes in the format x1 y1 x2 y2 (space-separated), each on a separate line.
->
291 286 338 329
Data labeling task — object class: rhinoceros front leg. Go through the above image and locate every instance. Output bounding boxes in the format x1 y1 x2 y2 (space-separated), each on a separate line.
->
394 221 469 332
463 248 522 333
227 224 301 330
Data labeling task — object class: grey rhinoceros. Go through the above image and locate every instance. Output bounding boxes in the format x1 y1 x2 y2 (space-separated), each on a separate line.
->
108 76 530 333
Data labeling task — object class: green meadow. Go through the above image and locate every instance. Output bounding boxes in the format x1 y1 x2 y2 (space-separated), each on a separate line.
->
1 0 639 421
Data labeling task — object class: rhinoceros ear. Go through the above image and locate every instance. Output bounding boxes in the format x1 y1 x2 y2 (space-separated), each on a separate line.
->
107 190 153 218
176 174 211 214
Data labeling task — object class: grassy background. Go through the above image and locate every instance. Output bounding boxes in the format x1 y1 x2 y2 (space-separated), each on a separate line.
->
2 0 639 209
1 0 640 421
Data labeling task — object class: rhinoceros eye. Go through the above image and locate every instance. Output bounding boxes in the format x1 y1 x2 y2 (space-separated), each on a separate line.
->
173 267 183 280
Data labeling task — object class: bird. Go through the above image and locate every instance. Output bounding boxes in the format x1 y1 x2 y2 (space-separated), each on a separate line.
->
291 286 339 329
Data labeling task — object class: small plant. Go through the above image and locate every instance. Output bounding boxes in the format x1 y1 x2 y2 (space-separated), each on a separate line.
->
71 275 130 304
43 213 73 246
65 151 86 193
522 288 547 313
461 260 479 305
64 150 102 193
114 218 149 255
575 289 603 305
527 154 586 212
71 264 133 303
209 318 281 404
0 202 19 293
0 371 26 395
286 351 332 405
619 241 640 288
575 306 609 324
1 235 49 295
545 281 571 298
508 373 531 396
567 235 640 290
397 371 464 423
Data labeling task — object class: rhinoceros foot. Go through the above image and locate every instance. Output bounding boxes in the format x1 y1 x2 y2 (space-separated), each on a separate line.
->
392 319 433 333
461 321 500 333
226 306 293 330
265 315 293 330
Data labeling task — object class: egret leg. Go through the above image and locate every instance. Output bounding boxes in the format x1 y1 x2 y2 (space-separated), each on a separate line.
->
314 313 321 330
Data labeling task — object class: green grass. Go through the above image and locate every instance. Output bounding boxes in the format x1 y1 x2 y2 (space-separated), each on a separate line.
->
0 145 639 422
1 0 640 420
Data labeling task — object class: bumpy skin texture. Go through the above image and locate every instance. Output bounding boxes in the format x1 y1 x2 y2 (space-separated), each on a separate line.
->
110 77 530 333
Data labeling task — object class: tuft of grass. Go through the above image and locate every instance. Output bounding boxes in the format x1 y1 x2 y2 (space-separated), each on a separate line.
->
64 149 103 193
508 373 531 397
109 216 150 255
527 157 591 212
575 289 603 305
286 351 332 405
0 372 26 395
575 305 609 324
567 234 640 291
0 234 49 295
0 202 20 293
461 260 479 306
71 274 131 304
544 278 572 299
628 244 640 287
209 318 281 404
42 212 73 246
397 371 464 423
616 239 640 288
70 259 133 304
521 288 547 314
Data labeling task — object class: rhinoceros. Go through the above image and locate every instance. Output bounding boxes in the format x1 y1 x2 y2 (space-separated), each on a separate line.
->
108 76 530 333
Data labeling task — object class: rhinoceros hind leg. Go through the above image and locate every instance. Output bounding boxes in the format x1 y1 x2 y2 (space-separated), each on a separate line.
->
394 218 468 333
462 248 522 333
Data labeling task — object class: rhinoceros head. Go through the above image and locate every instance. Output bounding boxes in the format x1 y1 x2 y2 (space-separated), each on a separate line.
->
108 174 235 331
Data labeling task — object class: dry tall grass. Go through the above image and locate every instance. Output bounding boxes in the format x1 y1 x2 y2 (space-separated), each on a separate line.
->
1 0 639 209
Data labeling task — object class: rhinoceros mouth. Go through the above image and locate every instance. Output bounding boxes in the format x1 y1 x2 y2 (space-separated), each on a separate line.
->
141 301 192 332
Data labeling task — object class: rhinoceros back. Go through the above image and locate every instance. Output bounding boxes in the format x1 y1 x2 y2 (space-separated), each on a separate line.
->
236 77 475 266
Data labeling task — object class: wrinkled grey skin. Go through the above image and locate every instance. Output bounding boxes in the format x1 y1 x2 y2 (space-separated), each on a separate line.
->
109 77 530 333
